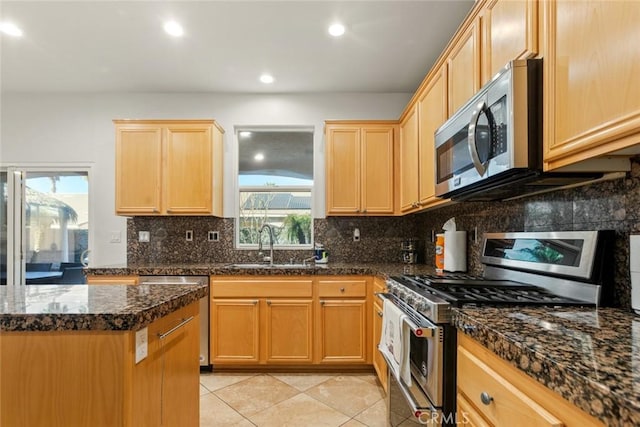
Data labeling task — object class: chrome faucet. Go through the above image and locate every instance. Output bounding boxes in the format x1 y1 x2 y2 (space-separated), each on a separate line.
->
257 224 275 266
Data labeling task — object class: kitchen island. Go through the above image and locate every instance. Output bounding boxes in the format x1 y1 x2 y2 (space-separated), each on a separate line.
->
0 283 207 427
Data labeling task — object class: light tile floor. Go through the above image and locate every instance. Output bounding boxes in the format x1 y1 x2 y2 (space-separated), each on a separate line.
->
200 372 388 427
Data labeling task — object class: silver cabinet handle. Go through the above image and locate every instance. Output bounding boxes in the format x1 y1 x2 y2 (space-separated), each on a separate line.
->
468 100 488 176
377 310 383 317
158 316 194 340
480 392 493 406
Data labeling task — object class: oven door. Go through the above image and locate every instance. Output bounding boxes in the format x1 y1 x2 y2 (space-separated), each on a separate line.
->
378 293 444 407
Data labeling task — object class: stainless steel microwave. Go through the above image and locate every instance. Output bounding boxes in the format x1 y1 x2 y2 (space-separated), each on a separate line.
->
434 59 601 201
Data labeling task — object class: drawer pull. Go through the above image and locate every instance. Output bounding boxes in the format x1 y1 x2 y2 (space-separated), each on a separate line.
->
158 316 194 340
340 287 345 292
480 392 493 406
377 310 383 317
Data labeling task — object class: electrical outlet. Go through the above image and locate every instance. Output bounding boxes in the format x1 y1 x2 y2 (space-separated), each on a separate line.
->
208 231 219 242
139 231 150 242
353 228 360 242
185 230 193 241
135 327 148 364
110 231 121 243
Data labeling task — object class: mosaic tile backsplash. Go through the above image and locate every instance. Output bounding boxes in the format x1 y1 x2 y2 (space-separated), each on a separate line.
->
128 157 640 309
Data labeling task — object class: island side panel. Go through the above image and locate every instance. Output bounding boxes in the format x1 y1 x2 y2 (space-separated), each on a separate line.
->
1 330 128 426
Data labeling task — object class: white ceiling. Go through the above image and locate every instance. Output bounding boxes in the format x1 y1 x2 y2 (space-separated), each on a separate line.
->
0 1 474 94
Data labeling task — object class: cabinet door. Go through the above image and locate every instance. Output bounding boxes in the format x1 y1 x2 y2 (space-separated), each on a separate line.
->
418 68 447 206
361 126 395 214
115 125 162 215
264 299 313 363
372 299 388 393
318 299 367 363
481 0 538 84
326 126 361 215
164 124 213 214
211 299 260 363
447 20 481 116
398 105 419 213
543 0 640 170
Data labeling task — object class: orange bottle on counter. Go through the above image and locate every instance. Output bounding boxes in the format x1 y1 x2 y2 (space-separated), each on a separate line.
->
435 233 445 272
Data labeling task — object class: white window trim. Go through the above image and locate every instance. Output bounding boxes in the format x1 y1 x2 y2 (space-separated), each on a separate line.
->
234 125 315 250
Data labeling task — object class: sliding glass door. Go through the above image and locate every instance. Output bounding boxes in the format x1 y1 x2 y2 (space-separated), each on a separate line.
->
1 167 90 286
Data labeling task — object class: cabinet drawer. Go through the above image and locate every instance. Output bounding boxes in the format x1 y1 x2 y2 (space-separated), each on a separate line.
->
373 277 387 294
211 279 312 298
457 345 563 427
318 280 366 297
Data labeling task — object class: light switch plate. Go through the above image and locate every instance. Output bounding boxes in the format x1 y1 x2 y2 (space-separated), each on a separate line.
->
135 327 148 364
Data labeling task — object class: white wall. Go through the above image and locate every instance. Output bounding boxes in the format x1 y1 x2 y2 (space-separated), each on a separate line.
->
0 92 411 266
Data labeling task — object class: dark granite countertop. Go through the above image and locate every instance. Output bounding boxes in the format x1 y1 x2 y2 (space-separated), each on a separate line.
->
87 262 438 277
453 306 640 427
0 283 208 332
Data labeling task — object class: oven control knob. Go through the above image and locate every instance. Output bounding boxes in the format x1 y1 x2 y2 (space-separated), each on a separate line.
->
480 392 494 406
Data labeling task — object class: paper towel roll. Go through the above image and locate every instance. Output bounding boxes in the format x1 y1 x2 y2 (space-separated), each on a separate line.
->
444 231 467 272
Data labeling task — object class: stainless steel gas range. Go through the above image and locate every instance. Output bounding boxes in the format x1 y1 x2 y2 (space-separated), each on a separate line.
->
380 230 615 426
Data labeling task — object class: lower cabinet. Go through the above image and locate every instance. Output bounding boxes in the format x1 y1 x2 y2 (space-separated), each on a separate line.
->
0 302 199 427
133 302 200 427
457 332 604 427
210 277 314 365
372 277 388 392
317 278 370 364
211 276 371 366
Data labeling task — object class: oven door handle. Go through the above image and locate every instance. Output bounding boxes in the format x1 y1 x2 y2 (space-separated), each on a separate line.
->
468 99 489 176
376 292 436 338
381 351 441 421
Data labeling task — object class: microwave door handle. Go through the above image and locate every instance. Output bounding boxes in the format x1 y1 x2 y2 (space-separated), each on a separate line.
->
468 100 488 176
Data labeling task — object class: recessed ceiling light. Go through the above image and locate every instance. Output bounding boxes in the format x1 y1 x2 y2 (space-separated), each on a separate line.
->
163 21 184 37
239 131 252 138
0 22 23 37
254 153 265 161
259 74 275 84
328 23 345 37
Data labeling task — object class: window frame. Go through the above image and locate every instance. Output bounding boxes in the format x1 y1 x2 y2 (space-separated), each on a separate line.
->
234 125 314 250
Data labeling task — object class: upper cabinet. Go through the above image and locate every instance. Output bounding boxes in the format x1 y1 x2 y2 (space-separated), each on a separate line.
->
115 120 224 216
325 122 396 216
542 0 640 170
398 105 419 213
480 0 538 84
447 18 481 117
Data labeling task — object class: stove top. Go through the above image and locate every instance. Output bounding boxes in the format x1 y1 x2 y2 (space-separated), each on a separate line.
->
392 274 589 307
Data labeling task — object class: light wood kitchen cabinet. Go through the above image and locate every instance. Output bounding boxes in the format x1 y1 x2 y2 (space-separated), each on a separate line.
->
210 299 260 363
86 275 139 285
447 19 481 116
265 299 313 363
372 277 388 392
1 301 200 427
398 105 420 213
210 277 313 365
325 121 396 216
457 332 604 427
317 278 370 364
133 302 200 427
114 119 224 216
480 0 538 85
397 67 449 215
542 0 640 170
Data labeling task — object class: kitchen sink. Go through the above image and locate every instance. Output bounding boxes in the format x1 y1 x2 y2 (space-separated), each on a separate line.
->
225 263 323 269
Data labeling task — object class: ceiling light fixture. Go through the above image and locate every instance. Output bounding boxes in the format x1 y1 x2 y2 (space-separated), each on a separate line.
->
328 23 345 37
163 21 184 37
259 74 275 84
0 22 23 37
254 153 265 161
